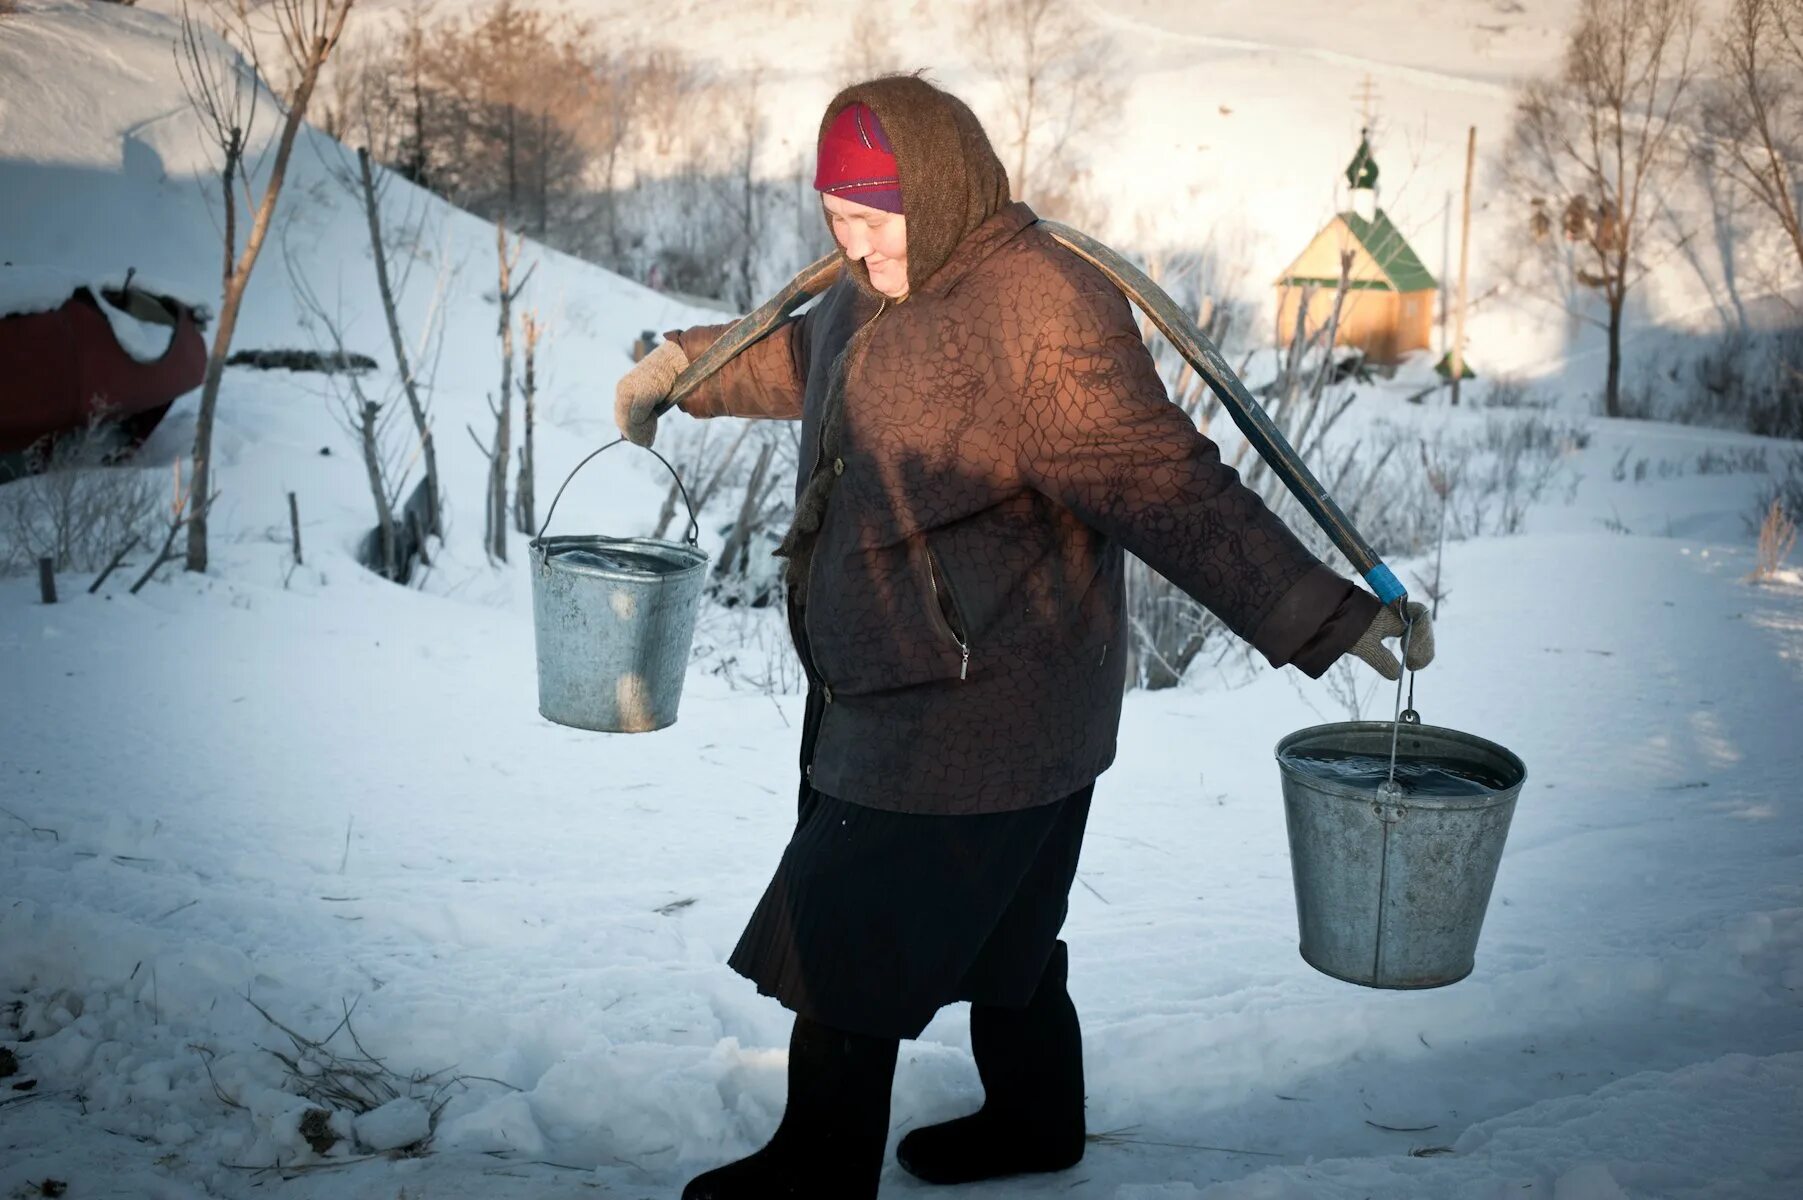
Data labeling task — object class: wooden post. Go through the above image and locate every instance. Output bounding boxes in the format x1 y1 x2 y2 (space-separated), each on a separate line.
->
37 558 56 605
288 491 303 565
1439 189 1451 359
1450 126 1475 407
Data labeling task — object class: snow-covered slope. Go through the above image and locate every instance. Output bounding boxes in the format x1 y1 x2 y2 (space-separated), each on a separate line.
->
267 0 1784 410
2 1 1801 1199
1 0 723 587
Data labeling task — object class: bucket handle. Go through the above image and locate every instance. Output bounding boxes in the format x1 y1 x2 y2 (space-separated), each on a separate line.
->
536 437 700 547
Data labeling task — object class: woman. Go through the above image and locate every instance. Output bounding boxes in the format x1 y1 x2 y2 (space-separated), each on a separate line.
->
615 75 1434 1200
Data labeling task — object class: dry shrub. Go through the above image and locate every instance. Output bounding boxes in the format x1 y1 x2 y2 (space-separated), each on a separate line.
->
0 419 159 576
1750 498 1797 580
1147 407 1583 690
1482 374 1554 410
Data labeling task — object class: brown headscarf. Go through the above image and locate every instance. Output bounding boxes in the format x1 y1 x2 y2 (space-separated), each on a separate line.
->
776 77 1014 598
815 74 1013 296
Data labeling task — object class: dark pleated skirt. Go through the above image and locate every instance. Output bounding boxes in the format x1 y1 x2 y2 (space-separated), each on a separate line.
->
727 780 1094 1041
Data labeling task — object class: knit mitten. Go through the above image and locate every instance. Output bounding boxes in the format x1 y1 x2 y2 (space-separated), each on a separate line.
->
1348 601 1435 680
613 339 688 448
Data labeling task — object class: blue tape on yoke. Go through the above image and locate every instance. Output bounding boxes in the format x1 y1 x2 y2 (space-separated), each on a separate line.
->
1364 563 1406 605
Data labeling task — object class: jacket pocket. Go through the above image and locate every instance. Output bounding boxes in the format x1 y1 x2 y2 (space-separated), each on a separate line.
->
922 541 971 680
804 536 975 697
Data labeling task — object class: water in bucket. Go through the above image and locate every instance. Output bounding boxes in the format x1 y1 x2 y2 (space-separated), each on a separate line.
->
548 543 700 577
1277 748 1515 798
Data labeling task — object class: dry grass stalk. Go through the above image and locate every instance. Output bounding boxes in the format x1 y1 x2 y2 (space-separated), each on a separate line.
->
241 994 518 1163
1750 497 1797 579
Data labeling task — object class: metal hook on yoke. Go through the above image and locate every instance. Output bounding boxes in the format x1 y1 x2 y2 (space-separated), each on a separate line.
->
1395 599 1423 724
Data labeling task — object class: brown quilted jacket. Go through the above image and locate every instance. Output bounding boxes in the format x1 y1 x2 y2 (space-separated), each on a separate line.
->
667 83 1379 816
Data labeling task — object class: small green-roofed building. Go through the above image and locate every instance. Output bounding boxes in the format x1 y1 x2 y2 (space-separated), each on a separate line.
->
1275 134 1438 365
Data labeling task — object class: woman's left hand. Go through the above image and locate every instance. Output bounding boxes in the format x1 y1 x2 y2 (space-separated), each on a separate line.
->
1348 601 1435 680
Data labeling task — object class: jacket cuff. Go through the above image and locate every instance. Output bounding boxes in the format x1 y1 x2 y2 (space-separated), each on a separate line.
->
1249 564 1383 679
663 325 726 416
663 325 725 359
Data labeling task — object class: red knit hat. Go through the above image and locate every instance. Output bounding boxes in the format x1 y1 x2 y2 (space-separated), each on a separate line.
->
814 102 903 214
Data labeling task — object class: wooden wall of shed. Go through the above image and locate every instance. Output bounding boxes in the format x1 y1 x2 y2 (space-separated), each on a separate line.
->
1273 286 1435 365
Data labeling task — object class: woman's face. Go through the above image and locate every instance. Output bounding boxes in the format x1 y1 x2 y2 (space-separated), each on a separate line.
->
823 193 909 299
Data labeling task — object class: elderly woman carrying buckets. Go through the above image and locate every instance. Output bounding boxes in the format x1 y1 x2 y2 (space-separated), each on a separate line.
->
614 75 1435 1200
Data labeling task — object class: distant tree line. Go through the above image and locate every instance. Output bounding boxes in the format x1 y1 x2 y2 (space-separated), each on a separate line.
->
312 0 1129 311
313 0 832 310
1503 0 1803 432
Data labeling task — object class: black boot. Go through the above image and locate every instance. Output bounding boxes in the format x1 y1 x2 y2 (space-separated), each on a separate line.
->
896 940 1086 1186
683 1014 899 1200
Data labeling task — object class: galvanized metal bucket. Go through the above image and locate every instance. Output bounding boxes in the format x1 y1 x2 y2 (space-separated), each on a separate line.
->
528 441 707 734
1274 721 1526 989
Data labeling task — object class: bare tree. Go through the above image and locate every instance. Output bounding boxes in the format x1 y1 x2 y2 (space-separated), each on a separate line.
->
178 0 356 574
302 55 451 552
174 5 260 305
1502 0 1701 417
962 0 1124 220
584 49 641 267
410 0 593 237
313 2 435 180
724 69 770 311
635 48 704 159
1663 134 1756 330
355 147 443 539
470 221 533 563
1699 0 1803 287
284 232 440 583
513 309 542 536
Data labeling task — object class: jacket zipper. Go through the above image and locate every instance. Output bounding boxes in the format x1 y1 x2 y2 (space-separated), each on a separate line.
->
801 297 888 709
925 546 971 680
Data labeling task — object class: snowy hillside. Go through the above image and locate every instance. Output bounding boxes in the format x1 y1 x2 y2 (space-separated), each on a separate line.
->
1 0 724 589
261 0 1789 412
3 1 1802 1199
113 0 1791 409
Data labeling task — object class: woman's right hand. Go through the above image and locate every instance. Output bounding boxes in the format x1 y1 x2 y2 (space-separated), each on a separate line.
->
1347 600 1435 680
614 340 690 447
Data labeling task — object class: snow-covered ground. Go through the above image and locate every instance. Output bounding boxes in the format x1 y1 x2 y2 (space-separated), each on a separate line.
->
5 400 1800 1200
4 0 1802 1197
